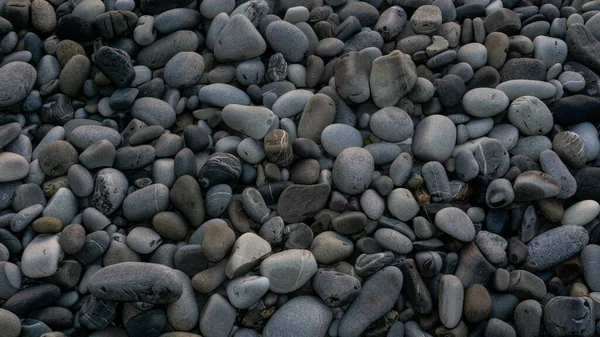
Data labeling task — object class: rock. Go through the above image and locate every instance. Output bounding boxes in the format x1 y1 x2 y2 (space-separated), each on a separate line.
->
0 61 37 108
412 115 456 162
122 184 170 222
263 129 294 167
435 207 476 242
321 124 363 157
566 24 600 74
332 147 374 195
388 188 420 222
475 138 510 179
89 262 183 304
562 200 600 226
410 5 442 34
277 184 331 223
163 52 204 88
198 152 242 189
226 233 271 278
525 225 589 271
0 153 29 182
508 96 553 135
369 107 413 142
369 50 417 107
260 249 317 293
334 51 371 104
513 171 561 202
262 296 333 337
464 284 491 323
137 30 199 69
438 275 463 329
0 308 20 337
544 296 595 337
93 10 137 39
222 104 275 140
21 234 63 278
198 294 235 337
214 15 266 62
95 46 135 88
226 276 270 309
338 267 403 337
312 269 361 307
462 88 509 117
552 131 587 169
266 20 308 63
131 97 176 128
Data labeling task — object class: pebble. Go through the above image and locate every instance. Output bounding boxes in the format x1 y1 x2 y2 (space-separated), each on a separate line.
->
332 147 374 195
544 296 595 337
262 296 333 337
412 115 456 162
260 249 317 293
508 96 553 135
525 225 589 271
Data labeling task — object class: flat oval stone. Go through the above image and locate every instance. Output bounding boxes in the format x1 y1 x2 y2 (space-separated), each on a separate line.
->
226 233 271 279
137 30 199 69
561 200 600 226
388 188 420 222
338 266 403 337
462 88 509 117
122 184 170 222
439 274 464 329
524 225 589 271
0 153 29 182
0 61 36 108
412 115 456 162
321 124 363 157
277 183 331 223
222 104 275 140
226 275 270 309
21 234 63 278
369 107 413 142
260 249 317 294
332 147 374 195
70 125 121 150
131 97 176 128
88 262 183 304
435 207 476 242
513 171 561 202
508 96 553 135
544 296 595 337
496 80 556 101
262 296 332 337
91 168 129 215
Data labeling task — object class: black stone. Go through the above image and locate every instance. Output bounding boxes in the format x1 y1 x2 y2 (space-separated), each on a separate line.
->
257 181 294 205
435 74 466 108
93 10 138 39
550 95 600 125
566 24 600 74
183 125 210 153
95 46 136 88
56 14 94 41
126 310 167 337
140 0 195 14
78 296 118 330
2 284 61 316
198 152 242 189
455 4 486 22
466 66 500 91
40 94 75 125
500 58 546 82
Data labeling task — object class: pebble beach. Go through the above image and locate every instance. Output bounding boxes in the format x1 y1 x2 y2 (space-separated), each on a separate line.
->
1 0 600 336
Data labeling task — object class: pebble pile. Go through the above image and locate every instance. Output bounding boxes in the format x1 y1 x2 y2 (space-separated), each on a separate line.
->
2 0 600 336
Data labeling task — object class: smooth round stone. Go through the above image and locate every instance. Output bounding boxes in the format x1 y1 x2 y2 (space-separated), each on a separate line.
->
151 212 187 241
412 115 456 162
137 30 199 68
435 207 476 242
509 135 552 161
466 118 494 138
513 300 542 337
332 147 374 195
513 170 561 202
0 153 29 182
260 249 317 294
226 233 271 278
369 107 413 142
335 51 372 104
0 308 20 337
163 52 204 88
496 80 556 101
262 296 332 337
508 96 553 135
374 228 413 254
123 184 170 222
438 274 464 329
485 178 514 208
410 5 442 34
457 43 487 69
321 124 363 157
388 188 420 222
199 83 251 108
533 36 567 69
544 296 595 337
79 140 116 169
525 225 589 271
272 89 313 118
558 71 585 92
58 54 90 97
127 227 162 254
58 224 85 254
369 50 418 108
0 61 37 108
21 234 63 278
70 125 121 150
312 268 361 307
89 262 183 304
226 276 270 309
338 266 403 337
561 200 600 226
131 97 176 128
222 104 275 139
11 204 43 232
297 93 335 144
360 189 385 220
568 122 600 161
32 216 62 233
214 15 266 62
310 231 354 264
462 88 509 117
552 131 587 169
265 20 308 63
